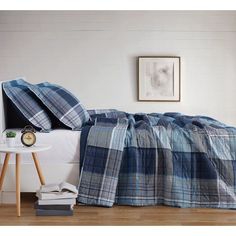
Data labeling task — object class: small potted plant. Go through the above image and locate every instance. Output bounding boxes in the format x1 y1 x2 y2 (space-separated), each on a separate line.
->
6 131 17 147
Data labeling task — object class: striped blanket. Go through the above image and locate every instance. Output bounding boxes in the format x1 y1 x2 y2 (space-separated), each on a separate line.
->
78 111 236 208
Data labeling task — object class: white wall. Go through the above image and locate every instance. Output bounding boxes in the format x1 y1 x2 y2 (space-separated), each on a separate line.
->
1 11 236 125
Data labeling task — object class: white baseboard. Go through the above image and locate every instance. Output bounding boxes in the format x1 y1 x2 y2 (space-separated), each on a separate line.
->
0 191 16 204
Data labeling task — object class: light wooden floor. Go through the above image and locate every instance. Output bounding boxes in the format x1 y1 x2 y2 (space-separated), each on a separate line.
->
0 193 236 225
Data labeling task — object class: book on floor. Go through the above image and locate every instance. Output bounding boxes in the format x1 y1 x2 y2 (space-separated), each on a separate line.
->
36 209 73 216
34 201 73 210
36 191 78 200
39 182 78 194
38 198 76 205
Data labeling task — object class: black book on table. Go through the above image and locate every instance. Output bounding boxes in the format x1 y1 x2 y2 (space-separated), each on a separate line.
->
36 209 73 216
34 201 72 211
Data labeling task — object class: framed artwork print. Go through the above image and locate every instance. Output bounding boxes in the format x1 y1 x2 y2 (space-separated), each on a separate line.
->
138 56 181 101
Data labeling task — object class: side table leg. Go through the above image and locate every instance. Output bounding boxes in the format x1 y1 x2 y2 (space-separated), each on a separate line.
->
0 153 10 191
16 153 21 217
32 152 45 185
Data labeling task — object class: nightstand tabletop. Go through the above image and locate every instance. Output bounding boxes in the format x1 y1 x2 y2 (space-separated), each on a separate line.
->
0 144 51 154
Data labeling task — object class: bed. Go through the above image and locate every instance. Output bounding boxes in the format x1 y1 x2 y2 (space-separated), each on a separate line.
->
2 78 236 209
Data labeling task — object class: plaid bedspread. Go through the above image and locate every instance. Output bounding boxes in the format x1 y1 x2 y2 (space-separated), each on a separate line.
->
78 111 236 208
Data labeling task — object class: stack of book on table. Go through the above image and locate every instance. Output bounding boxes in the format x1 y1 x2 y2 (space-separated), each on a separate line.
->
35 182 78 216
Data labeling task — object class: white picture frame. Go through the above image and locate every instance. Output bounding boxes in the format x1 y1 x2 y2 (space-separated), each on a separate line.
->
138 56 181 102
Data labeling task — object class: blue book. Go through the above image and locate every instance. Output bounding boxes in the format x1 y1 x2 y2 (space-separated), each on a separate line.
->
36 209 73 216
34 201 73 211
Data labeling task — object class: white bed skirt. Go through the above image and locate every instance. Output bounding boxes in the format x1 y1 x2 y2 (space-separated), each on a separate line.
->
1 129 81 164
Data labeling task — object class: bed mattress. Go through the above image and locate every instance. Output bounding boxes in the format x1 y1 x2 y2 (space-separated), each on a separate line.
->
1 129 81 164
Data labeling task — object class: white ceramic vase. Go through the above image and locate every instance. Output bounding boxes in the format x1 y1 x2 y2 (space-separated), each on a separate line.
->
6 138 16 147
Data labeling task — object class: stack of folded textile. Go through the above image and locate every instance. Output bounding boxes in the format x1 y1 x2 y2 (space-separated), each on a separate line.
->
35 182 78 216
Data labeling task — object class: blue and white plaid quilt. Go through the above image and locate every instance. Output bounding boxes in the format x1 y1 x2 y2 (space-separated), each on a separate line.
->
78 111 236 208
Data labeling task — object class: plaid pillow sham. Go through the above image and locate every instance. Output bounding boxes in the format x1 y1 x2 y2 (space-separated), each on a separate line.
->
29 82 90 130
2 79 52 132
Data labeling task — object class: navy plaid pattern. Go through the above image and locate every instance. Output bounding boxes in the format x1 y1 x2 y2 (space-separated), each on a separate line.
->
3 79 52 132
87 109 118 116
87 109 127 121
78 117 128 206
78 111 236 208
29 82 90 130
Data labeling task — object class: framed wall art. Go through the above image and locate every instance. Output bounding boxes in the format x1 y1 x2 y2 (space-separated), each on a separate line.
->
138 56 181 101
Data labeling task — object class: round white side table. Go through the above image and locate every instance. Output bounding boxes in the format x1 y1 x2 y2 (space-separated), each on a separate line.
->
0 145 51 216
